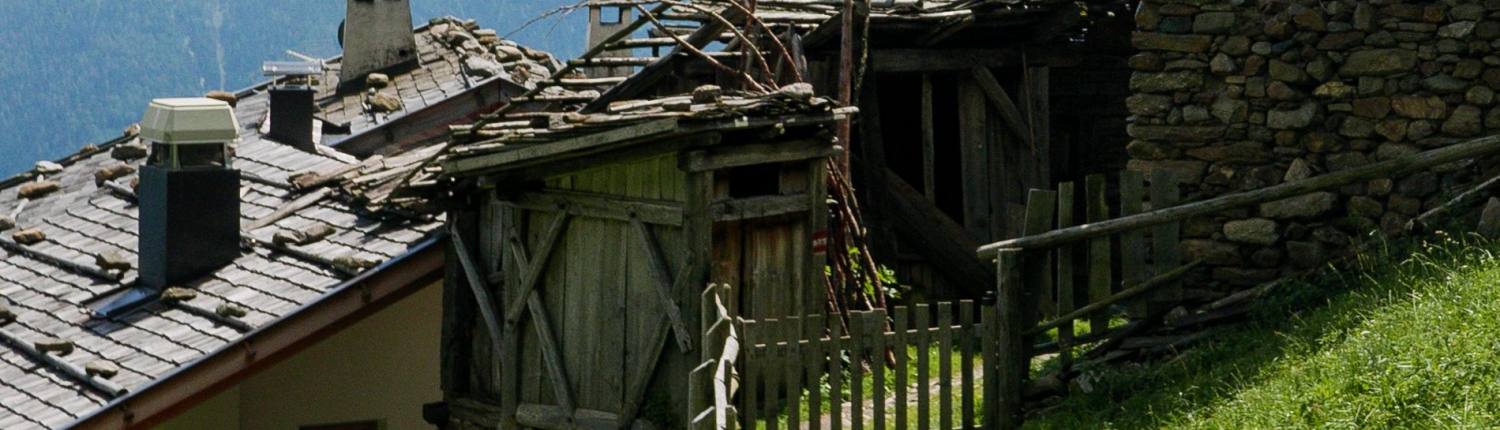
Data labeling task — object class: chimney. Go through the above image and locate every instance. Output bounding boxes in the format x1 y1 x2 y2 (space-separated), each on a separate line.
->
264 61 323 152
137 98 243 289
339 0 418 91
586 1 636 78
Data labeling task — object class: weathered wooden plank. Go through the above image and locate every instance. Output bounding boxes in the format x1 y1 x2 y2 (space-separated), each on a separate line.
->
744 319 761 429
630 218 694 352
786 316 803 430
1025 66 1051 184
1151 170 1182 308
766 318 783 430
914 304 931 430
995 249 1026 430
709 195 811 221
512 191 684 226
869 310 888 430
920 73 936 202
583 6 748 112
1119 170 1147 317
1027 260 1203 336
242 187 331 231
871 48 1023 73
1022 190 1058 318
450 226 506 387
1055 182 1076 373
681 138 841 172
1084 174 1112 335
807 314 826 430
937 303 954 430
806 159 830 320
981 302 999 430
445 118 681 176
894 307 910 430
979 134 1500 255
503 214 573 327
969 66 1035 152
880 164 992 296
515 403 618 430
959 300 976 427
526 288 578 413
828 312 845 430
957 77 991 240
858 70 898 266
850 312 866 430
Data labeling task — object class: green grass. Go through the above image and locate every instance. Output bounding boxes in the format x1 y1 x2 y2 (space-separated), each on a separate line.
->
1028 231 1500 429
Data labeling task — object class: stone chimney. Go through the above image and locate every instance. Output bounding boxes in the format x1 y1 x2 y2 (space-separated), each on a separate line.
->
339 0 418 91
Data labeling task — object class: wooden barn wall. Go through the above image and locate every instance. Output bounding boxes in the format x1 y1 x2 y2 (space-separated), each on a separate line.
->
528 155 683 413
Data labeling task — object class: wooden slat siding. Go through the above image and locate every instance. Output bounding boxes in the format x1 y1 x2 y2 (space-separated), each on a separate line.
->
743 319 760 429
806 314 825 430
1119 170 1147 318
958 77 991 239
1150 170 1182 309
994 249 1027 430
849 312 867 430
921 73 937 202
828 312 845 430
786 316 803 430
959 300 976 428
894 307 910 430
938 303 954 430
500 209 525 427
1055 182 1076 373
914 304 931 430
445 210 478 396
1021 190 1058 319
870 309 888 430
980 302 999 430
1084 174 1112 335
451 230 504 394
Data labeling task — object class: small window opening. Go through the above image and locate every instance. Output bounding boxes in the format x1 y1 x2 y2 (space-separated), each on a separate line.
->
726 164 781 198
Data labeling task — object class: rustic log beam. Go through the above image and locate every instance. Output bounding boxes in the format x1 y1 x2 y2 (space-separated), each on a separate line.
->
1026 260 1203 336
878 163 991 296
510 191 683 226
450 226 506 367
680 138 840 172
629 218 693 352
242 188 332 232
583 6 748 113
979 134 1500 257
501 214 571 327
1409 169 1500 232
970 66 1036 153
515 403 618 430
708 195 810 221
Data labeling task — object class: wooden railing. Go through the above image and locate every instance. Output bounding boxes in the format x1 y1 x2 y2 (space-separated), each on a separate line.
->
979 133 1500 428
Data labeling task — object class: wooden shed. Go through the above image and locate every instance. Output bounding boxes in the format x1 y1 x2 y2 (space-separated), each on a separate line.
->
436 86 853 428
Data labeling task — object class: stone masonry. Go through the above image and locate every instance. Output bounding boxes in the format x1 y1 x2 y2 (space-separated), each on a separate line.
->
1129 0 1497 287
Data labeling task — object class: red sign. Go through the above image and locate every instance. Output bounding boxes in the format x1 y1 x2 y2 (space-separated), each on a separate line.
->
812 231 828 255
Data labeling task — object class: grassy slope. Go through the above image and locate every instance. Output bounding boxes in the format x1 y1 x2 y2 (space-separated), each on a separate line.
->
1028 232 1500 429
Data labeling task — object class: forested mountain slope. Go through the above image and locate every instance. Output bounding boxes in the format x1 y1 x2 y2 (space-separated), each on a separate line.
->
0 0 583 176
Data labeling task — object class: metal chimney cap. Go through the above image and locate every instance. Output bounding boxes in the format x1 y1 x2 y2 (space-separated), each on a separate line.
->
140 98 241 145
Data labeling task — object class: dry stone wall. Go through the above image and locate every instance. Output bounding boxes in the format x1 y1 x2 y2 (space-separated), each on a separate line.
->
1128 0 1497 286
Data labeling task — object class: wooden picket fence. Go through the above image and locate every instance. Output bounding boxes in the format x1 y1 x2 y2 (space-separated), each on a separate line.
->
690 170 1200 430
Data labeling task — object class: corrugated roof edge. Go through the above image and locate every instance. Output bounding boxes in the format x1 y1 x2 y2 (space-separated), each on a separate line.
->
63 230 448 430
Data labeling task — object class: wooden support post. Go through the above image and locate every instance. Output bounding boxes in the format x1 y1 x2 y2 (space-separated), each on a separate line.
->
958 77 991 239
450 226 507 379
994 249 1026 430
1055 182 1076 373
1150 170 1182 310
1084 175 1112 335
1021 190 1058 319
921 73 937 202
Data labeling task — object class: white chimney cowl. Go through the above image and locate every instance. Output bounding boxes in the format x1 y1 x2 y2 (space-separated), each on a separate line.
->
140 98 241 145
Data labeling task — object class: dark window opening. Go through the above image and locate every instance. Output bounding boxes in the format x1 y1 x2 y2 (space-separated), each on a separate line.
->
726 164 781 198
301 420 381 430
600 6 625 24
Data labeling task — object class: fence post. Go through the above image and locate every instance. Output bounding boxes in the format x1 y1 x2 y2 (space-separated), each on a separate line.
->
993 249 1026 430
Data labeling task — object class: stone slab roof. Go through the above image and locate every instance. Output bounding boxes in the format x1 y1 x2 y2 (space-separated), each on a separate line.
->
0 16 559 430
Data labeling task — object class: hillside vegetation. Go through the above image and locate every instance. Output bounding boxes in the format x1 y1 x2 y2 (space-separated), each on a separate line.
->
0 0 585 177
1027 231 1500 429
